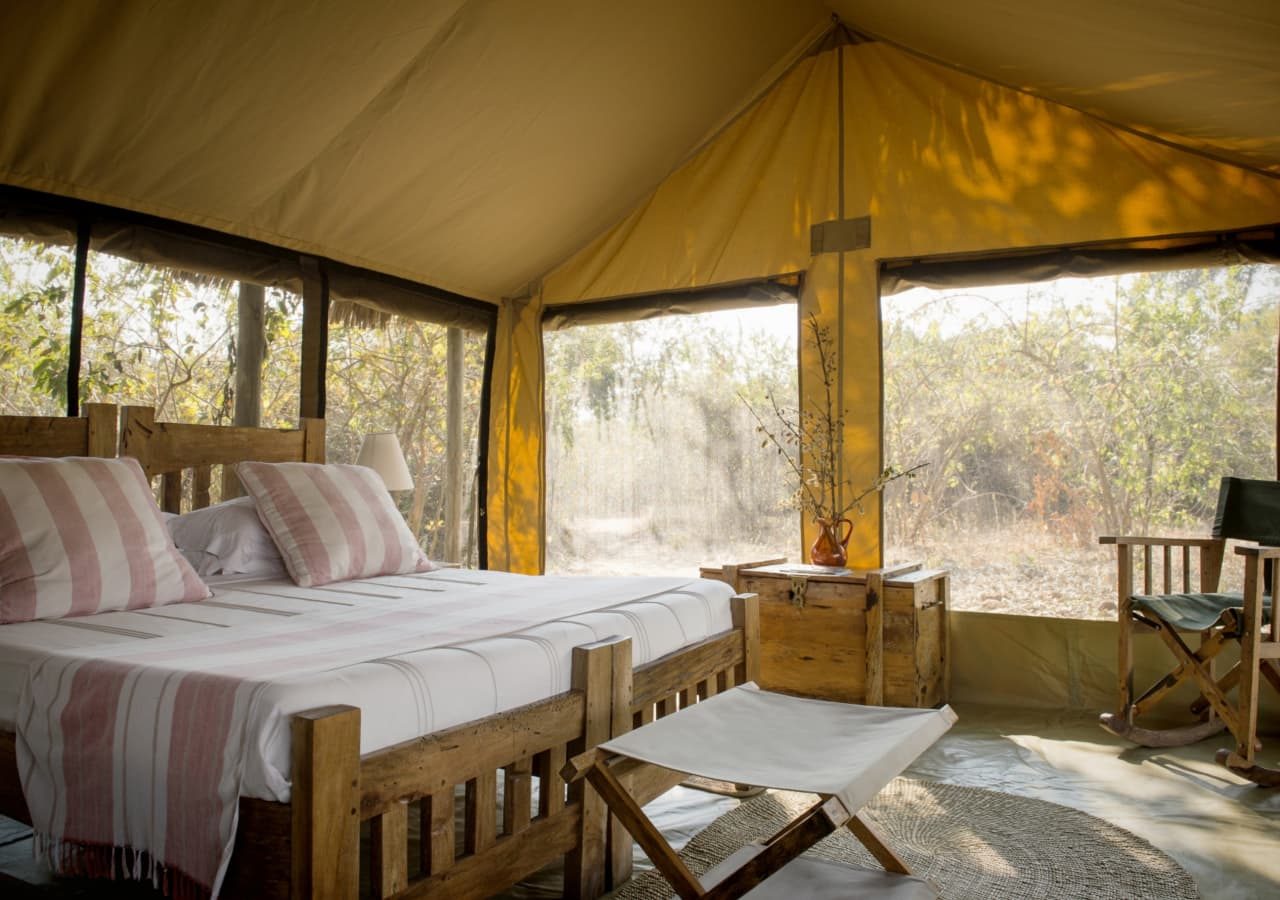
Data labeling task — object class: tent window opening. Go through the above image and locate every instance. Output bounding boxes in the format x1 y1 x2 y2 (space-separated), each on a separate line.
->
325 309 486 567
545 304 801 576
82 247 303 430
882 264 1279 619
0 234 75 416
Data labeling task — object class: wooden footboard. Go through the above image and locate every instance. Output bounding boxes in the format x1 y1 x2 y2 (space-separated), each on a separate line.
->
225 637 623 900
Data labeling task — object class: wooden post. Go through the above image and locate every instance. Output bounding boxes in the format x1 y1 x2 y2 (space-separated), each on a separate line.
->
566 638 623 900
192 466 212 509
607 637 634 889
421 793 455 876
82 402 117 457
464 770 497 854
1237 555 1264 763
865 572 885 706
730 594 761 685
300 258 329 421
370 801 408 898
444 325 464 562
502 760 533 836
291 705 360 900
161 472 183 514
120 406 168 505
235 282 265 428
119 405 155 462
1117 544 1134 722
302 417 326 463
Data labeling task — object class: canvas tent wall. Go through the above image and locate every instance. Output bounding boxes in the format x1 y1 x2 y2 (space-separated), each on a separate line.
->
529 22 1280 574
0 1 1278 574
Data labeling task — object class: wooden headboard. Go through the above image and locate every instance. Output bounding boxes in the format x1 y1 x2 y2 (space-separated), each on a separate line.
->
0 403 118 458
119 406 325 513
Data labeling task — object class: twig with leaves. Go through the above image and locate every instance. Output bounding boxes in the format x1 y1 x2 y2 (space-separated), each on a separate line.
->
740 313 926 522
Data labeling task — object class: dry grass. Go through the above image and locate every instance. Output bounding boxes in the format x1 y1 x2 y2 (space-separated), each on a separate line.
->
548 518 1170 621
887 525 1116 620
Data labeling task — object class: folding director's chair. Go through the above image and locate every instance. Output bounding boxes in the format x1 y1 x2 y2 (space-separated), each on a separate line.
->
562 684 957 898
1099 476 1279 786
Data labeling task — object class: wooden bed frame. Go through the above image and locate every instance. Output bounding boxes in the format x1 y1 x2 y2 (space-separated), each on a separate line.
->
0 402 117 458
1 404 760 900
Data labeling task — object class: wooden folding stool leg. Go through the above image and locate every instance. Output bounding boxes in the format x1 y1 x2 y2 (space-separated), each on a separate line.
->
564 749 918 900
566 750 705 900
847 813 911 875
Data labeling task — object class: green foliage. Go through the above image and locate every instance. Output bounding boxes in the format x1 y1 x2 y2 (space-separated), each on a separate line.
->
0 238 75 414
0 235 485 562
883 266 1276 545
325 315 486 561
544 310 801 567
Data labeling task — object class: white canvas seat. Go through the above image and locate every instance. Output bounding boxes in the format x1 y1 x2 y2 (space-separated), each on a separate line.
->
564 684 956 899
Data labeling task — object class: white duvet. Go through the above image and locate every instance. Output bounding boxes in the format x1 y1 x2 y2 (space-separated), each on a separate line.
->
1 569 734 802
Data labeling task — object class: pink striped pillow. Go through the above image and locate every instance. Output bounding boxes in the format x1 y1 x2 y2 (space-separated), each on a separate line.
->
0 457 211 624
236 461 435 587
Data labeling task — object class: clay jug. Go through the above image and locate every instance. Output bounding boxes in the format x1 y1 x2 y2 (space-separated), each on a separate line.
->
810 516 853 567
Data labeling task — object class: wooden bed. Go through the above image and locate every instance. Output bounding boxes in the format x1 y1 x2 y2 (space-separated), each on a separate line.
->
0 403 759 900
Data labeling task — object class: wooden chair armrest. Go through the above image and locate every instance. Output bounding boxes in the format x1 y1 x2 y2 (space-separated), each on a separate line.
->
1099 535 1219 548
1234 544 1280 559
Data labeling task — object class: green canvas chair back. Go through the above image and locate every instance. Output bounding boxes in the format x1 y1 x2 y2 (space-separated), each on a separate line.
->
1214 476 1280 546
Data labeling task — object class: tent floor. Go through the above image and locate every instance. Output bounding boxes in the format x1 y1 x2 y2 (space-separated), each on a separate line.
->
503 703 1280 900
1 705 1275 898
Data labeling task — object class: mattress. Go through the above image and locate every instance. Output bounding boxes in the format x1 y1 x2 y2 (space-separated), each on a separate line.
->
1 568 734 801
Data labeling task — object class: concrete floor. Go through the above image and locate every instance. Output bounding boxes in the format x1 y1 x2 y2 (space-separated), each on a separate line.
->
3 704 1278 898
901 705 1279 900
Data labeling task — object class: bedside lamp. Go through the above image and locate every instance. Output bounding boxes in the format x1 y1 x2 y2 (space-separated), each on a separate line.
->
356 432 414 492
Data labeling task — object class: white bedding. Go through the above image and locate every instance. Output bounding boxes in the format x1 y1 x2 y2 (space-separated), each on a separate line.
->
1 568 734 802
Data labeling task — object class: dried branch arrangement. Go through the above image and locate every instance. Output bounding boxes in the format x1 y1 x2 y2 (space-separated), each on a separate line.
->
741 313 924 522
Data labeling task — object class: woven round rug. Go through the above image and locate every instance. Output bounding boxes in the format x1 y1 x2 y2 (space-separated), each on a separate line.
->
610 779 1200 900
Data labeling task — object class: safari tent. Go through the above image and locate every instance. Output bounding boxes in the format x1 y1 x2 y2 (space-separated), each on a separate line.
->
0 2 1278 898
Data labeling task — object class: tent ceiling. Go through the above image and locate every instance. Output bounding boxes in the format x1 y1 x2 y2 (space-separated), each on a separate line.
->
0 0 829 301
0 1 1275 304
830 0 1280 176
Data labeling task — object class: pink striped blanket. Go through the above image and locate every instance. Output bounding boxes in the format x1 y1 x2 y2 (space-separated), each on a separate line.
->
15 572 728 898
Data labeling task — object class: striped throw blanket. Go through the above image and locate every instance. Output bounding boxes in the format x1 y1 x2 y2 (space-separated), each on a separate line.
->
17 572 725 898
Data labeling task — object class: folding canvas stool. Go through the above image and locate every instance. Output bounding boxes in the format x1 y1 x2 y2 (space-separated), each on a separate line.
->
563 684 956 899
1099 477 1279 785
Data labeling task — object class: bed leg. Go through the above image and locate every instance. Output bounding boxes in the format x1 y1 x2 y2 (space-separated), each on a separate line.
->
566 638 627 900
731 594 761 685
607 636 635 889
291 705 361 900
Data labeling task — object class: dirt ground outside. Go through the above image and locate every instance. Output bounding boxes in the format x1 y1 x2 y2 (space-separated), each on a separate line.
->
545 516 1227 622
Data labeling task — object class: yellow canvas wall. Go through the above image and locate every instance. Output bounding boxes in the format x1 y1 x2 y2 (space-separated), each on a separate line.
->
494 38 1280 570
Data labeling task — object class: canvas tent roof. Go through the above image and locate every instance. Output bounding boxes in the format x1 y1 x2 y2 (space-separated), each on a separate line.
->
829 0 1280 177
1 1 1277 305
2 1 1279 573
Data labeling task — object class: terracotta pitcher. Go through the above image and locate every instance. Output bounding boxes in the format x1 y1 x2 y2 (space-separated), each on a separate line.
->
810 516 853 567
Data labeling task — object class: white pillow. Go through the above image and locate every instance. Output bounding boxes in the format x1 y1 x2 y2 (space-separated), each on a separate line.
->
236 461 435 587
166 496 287 578
0 456 210 623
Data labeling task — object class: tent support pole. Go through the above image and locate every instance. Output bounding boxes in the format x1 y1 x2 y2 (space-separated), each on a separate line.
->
235 282 265 427
65 219 90 417
445 326 464 562
300 258 329 421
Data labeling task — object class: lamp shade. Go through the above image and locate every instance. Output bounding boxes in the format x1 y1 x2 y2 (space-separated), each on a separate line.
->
356 432 414 492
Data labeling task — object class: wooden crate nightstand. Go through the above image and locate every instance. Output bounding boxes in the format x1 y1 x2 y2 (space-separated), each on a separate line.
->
700 560 949 708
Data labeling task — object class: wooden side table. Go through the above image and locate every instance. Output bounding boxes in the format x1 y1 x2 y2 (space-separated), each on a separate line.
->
700 560 949 707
